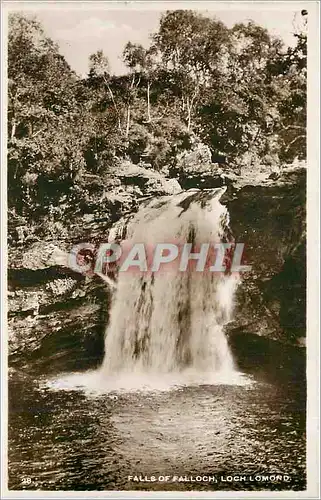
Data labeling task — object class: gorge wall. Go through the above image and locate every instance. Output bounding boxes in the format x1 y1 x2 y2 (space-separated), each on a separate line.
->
7 156 306 375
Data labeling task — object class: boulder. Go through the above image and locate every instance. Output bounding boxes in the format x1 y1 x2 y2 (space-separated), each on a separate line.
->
7 159 306 367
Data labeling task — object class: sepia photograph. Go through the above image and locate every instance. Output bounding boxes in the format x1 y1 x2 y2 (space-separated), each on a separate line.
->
1 0 320 497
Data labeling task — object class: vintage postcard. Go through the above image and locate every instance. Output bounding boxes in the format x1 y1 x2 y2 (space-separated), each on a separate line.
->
1 0 320 498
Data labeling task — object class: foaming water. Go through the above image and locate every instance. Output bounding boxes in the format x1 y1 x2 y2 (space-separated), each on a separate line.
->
46 188 248 394
44 368 253 396
102 188 239 376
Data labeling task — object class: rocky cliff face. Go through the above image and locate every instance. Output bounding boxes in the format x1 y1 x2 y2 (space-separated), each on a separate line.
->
225 168 306 349
8 161 182 370
7 154 306 371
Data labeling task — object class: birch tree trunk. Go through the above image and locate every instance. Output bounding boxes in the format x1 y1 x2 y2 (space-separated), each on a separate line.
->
125 73 136 138
11 118 16 140
147 81 151 122
103 76 123 133
126 105 131 138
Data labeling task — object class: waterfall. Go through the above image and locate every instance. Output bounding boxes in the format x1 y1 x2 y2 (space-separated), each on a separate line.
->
100 187 239 381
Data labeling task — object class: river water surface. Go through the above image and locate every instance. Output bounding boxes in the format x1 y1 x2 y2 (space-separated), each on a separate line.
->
9 366 306 492
8 189 306 492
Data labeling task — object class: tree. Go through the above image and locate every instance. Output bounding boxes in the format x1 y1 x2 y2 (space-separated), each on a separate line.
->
88 50 123 133
276 11 307 162
122 42 152 136
8 8 307 238
7 12 111 233
122 43 158 123
153 10 230 131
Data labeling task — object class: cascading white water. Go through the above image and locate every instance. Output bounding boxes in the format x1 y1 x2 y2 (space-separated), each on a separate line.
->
101 187 240 380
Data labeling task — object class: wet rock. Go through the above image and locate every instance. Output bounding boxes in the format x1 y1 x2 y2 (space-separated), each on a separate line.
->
7 157 306 366
225 167 306 344
116 161 181 195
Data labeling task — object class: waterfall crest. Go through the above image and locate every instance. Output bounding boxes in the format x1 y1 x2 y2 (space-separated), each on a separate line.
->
101 188 239 379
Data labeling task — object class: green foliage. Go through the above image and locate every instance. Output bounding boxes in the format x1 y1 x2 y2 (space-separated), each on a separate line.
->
8 13 83 216
8 10 307 237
